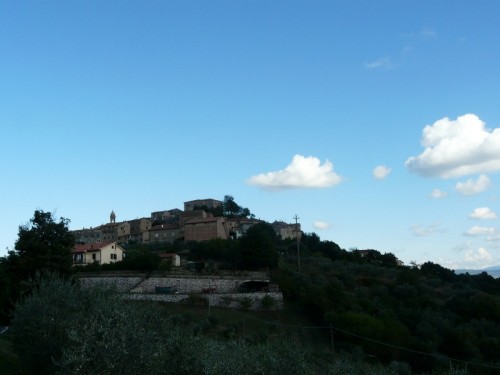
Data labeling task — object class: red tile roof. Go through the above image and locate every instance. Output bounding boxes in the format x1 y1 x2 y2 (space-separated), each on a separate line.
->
72 241 116 253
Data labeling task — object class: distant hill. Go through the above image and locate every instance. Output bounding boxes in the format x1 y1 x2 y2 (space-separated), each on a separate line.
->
455 266 500 278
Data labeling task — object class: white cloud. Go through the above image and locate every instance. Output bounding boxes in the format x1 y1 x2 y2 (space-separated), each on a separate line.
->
365 57 393 69
486 234 500 242
419 27 437 39
464 226 496 236
455 175 491 195
314 221 330 230
373 165 391 180
429 188 448 199
469 207 497 220
464 247 493 263
405 114 500 178
247 154 342 191
410 223 446 237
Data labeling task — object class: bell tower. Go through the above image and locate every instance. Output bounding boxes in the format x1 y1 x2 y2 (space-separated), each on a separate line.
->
110 210 116 224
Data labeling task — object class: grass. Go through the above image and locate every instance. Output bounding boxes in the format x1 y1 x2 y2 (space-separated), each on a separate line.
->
0 334 20 375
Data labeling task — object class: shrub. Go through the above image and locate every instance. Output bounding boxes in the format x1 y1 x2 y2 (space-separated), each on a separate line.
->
261 294 276 309
239 297 252 310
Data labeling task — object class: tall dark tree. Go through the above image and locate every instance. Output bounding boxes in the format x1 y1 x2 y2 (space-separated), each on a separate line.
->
14 210 75 278
240 222 278 269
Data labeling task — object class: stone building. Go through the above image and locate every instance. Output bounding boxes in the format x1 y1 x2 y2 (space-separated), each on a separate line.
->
184 198 222 212
128 218 152 243
72 227 102 244
183 217 229 242
272 220 301 240
149 224 182 244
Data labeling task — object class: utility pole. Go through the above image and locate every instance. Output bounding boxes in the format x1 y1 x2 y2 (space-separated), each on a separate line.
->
294 214 301 273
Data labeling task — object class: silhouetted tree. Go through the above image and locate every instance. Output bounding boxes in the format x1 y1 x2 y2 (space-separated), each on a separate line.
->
240 222 278 269
14 210 74 279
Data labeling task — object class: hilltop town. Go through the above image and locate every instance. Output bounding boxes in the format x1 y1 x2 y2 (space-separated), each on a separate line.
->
71 197 300 247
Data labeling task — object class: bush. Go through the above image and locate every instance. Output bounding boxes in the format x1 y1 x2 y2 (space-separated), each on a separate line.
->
261 294 276 309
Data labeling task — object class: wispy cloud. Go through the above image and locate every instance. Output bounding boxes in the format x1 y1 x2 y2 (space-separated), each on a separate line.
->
469 207 497 220
429 188 448 199
410 223 446 237
372 165 391 180
406 114 500 179
365 57 393 70
314 221 331 230
403 27 438 40
247 154 342 191
464 226 496 236
419 27 437 39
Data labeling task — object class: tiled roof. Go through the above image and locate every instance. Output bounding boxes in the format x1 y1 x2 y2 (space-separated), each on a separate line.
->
72 241 116 253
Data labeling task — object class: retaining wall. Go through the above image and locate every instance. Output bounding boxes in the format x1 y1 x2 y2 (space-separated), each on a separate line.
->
127 292 284 311
77 275 284 311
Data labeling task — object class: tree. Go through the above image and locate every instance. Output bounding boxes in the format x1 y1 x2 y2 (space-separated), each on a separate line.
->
222 195 252 218
239 222 278 269
14 210 74 278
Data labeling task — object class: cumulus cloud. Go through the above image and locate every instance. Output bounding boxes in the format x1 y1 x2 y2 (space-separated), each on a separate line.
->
469 207 497 220
464 226 496 236
410 223 446 237
405 114 500 178
455 175 491 195
373 165 391 180
429 188 448 199
464 247 493 263
247 155 342 191
314 221 330 230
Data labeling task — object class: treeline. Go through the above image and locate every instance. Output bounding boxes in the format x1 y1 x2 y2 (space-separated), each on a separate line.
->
276 233 500 374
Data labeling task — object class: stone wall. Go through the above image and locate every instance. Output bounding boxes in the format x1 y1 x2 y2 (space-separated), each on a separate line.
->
127 292 284 311
78 277 143 292
137 277 244 294
77 275 284 311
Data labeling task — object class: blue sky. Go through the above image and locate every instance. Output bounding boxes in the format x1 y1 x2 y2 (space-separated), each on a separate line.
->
1 1 500 269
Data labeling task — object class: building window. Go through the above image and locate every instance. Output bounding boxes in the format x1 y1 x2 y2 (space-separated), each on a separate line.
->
92 254 96 260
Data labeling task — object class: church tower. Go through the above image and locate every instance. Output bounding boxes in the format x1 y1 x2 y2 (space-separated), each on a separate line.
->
110 210 116 224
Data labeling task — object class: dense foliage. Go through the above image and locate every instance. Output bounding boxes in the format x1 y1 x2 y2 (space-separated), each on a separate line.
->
8 274 470 375
276 234 500 374
0 210 74 324
14 210 74 278
8 275 328 374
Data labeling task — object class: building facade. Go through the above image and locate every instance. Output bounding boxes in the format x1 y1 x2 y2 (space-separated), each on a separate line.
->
184 198 223 212
272 221 301 240
183 217 229 242
149 224 183 244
